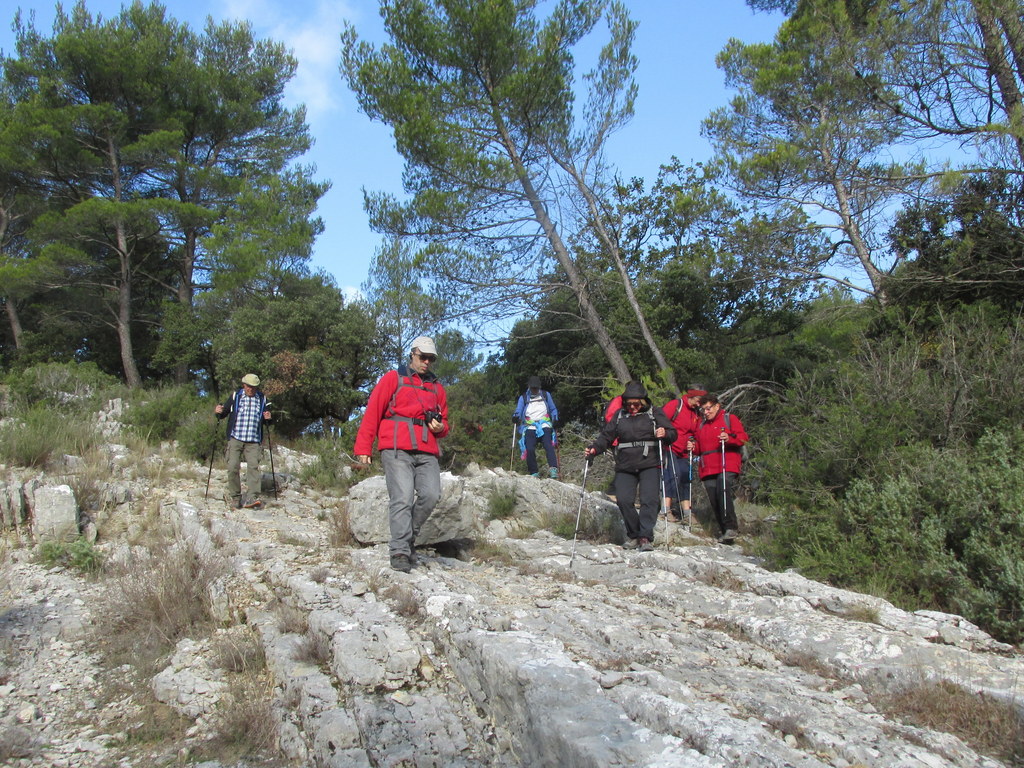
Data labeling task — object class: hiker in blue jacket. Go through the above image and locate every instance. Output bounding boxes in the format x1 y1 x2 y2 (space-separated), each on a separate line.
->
513 376 560 478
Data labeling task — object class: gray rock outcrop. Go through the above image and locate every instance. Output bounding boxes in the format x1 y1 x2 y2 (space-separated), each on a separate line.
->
1 451 1020 768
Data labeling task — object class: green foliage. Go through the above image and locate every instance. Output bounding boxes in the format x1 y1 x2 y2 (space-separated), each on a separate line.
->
38 537 104 575
0 404 100 467
124 385 209 443
298 439 358 494
763 427 1024 644
211 273 383 436
175 411 222 464
3 362 121 413
486 488 517 520
752 307 1024 507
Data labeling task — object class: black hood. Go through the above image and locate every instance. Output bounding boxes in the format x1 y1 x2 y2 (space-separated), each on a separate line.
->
621 380 650 403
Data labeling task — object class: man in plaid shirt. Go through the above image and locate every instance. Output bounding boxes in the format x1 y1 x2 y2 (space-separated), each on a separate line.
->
215 373 272 509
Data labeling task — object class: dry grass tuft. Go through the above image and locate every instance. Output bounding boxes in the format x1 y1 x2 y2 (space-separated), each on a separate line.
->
212 630 266 674
195 670 279 764
383 582 420 618
838 602 882 624
275 602 308 636
469 540 515 566
94 540 225 673
294 627 332 667
873 680 1024 766
0 727 37 761
326 502 354 547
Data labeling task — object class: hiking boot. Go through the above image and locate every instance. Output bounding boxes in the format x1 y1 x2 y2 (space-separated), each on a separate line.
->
390 553 412 573
718 529 739 544
621 538 639 550
242 496 263 509
549 467 559 479
667 513 683 523
638 538 654 552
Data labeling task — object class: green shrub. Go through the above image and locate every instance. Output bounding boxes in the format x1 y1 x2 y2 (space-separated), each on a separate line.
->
0 406 100 468
486 488 517 520
298 439 356 493
175 411 223 463
763 427 1024 644
4 362 122 414
124 385 209 443
38 538 104 575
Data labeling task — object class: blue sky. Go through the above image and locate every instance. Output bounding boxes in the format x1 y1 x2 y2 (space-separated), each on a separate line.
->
1 0 784 297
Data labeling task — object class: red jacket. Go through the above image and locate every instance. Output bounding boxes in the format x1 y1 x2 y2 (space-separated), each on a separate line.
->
354 366 449 456
660 398 702 457
693 410 748 478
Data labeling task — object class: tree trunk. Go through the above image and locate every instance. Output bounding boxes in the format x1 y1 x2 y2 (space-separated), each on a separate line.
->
490 113 633 384
3 297 23 350
819 133 888 303
114 217 142 389
565 165 681 392
974 0 1024 166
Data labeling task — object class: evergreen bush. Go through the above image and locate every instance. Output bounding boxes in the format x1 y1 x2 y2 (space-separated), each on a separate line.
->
764 427 1024 644
124 385 209 443
4 362 122 414
0 405 100 468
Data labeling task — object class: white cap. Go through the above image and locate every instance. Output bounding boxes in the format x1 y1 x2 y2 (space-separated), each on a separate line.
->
241 373 261 386
410 336 437 356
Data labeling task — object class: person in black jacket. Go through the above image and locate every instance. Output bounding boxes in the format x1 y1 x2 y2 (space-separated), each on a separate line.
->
585 381 676 551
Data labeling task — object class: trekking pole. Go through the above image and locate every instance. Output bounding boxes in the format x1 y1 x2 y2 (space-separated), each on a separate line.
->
687 447 694 531
657 438 668 521
569 457 592 569
265 421 278 500
720 439 727 534
509 422 517 472
204 420 220 500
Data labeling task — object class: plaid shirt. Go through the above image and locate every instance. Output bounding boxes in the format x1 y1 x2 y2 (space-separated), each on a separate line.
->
229 390 265 443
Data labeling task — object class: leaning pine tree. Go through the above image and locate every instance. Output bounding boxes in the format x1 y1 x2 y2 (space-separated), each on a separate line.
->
342 0 677 388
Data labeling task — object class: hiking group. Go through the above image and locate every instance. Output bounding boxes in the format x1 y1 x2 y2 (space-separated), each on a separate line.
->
210 335 747 572
586 380 748 550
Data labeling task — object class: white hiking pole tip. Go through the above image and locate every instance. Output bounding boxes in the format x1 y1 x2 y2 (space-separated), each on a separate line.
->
569 458 591 569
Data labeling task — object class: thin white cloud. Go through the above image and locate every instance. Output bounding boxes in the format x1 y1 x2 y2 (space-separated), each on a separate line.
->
216 0 363 131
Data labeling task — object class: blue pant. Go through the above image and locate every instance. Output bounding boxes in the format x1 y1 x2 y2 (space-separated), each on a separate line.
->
523 428 558 474
381 449 441 557
662 452 693 503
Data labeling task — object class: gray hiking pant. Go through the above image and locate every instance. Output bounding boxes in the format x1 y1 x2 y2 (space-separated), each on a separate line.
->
381 449 441 557
226 438 262 502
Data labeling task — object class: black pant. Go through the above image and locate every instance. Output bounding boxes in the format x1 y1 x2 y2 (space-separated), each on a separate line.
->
703 472 739 535
614 466 661 541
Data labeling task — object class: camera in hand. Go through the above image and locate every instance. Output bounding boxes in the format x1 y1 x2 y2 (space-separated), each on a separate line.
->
424 410 442 424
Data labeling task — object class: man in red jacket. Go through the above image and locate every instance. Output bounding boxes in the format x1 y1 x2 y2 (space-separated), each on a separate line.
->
355 336 449 572
687 394 748 544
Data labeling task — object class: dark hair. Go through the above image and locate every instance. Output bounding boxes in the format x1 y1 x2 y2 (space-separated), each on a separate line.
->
698 394 720 407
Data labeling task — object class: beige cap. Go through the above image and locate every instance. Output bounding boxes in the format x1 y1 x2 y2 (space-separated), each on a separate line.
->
410 336 437 356
241 373 261 387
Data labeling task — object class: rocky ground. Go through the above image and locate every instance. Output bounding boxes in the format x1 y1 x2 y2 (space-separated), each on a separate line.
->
1 441 1022 767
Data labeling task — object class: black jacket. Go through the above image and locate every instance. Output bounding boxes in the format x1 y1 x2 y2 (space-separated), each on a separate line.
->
589 406 676 473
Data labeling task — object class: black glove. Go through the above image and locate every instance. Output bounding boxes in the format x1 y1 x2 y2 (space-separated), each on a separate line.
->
512 416 520 424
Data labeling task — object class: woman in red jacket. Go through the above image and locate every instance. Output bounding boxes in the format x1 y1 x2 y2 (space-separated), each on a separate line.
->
687 394 748 544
